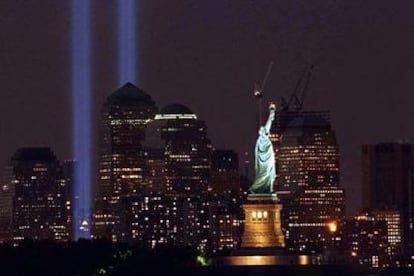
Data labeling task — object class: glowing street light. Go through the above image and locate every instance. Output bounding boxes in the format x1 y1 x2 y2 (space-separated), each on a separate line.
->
327 221 338 233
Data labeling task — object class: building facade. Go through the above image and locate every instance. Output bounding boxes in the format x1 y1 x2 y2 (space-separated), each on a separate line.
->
371 209 402 257
97 100 215 250
9 148 70 241
156 104 212 195
93 83 157 241
362 143 414 255
274 111 345 254
151 104 212 250
341 213 389 268
209 149 244 252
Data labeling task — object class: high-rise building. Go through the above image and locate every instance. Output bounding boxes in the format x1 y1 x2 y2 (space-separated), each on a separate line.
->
62 160 75 239
93 83 157 241
121 193 210 250
276 111 339 192
341 213 389 268
152 104 213 250
97 101 214 250
211 150 240 194
286 187 345 253
212 150 239 172
9 148 70 241
155 104 212 195
275 111 345 253
120 194 169 247
209 203 243 252
142 148 167 193
362 143 414 255
371 209 402 257
209 150 244 252
0 167 14 241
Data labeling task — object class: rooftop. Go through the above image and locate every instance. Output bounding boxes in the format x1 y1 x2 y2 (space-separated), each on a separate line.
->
155 104 197 120
12 147 57 162
286 115 330 130
106 82 155 106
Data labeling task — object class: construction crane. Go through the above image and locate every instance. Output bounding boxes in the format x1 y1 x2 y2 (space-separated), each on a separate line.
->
284 64 314 111
254 61 274 124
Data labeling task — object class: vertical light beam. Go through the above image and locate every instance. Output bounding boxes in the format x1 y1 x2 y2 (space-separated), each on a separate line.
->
72 0 91 240
118 0 137 84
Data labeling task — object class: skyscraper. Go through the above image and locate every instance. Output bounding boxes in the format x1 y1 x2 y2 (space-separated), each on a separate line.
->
209 150 244 252
276 111 339 191
93 83 157 241
155 104 212 195
117 104 213 249
0 166 14 241
153 104 213 249
371 209 402 257
9 148 70 241
62 159 75 239
341 213 389 268
94 97 214 250
275 111 345 253
211 150 240 194
362 143 414 255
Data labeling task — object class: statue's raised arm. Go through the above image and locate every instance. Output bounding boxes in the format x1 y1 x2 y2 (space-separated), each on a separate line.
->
249 103 277 194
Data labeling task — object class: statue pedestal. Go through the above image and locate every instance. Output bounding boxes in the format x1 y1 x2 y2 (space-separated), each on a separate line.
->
241 194 285 248
215 194 311 266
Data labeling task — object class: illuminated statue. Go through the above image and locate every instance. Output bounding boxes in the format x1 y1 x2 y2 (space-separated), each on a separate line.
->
249 103 276 194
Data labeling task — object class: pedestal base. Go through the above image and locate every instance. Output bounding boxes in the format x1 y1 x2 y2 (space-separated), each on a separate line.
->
241 194 285 248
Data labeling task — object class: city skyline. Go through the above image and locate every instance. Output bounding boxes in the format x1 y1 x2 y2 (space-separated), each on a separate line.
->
0 1 414 218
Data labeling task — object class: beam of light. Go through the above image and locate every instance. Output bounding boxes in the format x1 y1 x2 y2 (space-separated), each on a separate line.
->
118 0 137 85
71 0 91 240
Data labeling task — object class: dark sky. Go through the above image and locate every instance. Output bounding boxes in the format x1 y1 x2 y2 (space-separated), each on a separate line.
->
0 0 414 215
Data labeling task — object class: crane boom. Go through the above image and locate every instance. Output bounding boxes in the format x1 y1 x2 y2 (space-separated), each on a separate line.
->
297 64 314 110
253 61 274 125
285 64 314 111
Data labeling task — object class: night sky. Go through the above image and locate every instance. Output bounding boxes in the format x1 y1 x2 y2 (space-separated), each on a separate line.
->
0 0 414 215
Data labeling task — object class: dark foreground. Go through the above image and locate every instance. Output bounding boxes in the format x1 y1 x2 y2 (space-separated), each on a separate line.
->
1 239 413 275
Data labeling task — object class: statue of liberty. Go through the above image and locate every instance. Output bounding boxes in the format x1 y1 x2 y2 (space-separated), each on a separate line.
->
249 103 276 194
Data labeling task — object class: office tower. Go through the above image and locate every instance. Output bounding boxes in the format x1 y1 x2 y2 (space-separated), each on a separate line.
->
209 203 243 252
152 104 212 249
286 188 345 253
93 83 157 241
103 102 213 249
121 194 169 247
62 160 75 239
211 150 240 194
122 193 211 249
0 167 14 241
275 111 345 253
341 213 389 268
212 150 239 172
276 111 339 191
371 209 402 257
209 150 244 252
9 148 70 241
142 148 167 193
121 195 209 249
155 104 212 195
362 143 414 255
